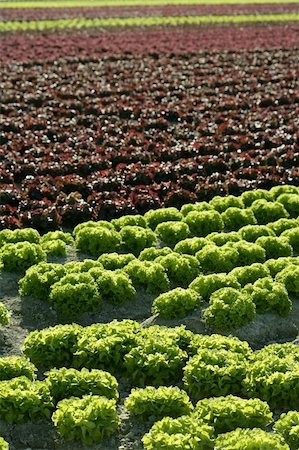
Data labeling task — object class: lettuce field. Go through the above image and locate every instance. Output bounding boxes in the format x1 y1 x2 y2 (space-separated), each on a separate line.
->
0 0 299 449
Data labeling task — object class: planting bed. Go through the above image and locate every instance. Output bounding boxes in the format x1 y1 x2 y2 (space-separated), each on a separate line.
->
0 0 299 449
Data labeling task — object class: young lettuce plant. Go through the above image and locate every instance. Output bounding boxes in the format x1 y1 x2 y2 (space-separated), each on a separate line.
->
203 287 256 331
49 273 101 318
155 253 201 287
142 415 214 450
221 207 257 231
125 386 193 420
243 277 292 316
194 395 273 434
215 428 290 450
22 324 83 368
0 356 37 381
189 273 241 300
274 411 299 450
209 194 244 213
183 210 224 236
0 242 46 273
144 207 183 230
183 348 248 400
155 221 190 246
45 368 119 403
152 288 201 319
52 395 120 444
255 236 293 259
119 225 157 256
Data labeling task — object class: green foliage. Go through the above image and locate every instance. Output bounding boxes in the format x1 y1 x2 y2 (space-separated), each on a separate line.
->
111 214 147 230
270 184 298 199
124 338 188 386
210 194 244 213
49 273 101 317
267 218 299 236
144 207 183 230
142 415 214 450
242 353 299 409
221 207 257 231
194 395 273 434
281 227 299 252
206 231 241 246
156 253 201 286
188 333 252 358
0 437 8 450
239 224 275 242
0 376 53 423
276 265 299 294
52 395 120 444
255 236 293 259
0 303 10 326
89 268 136 304
274 411 299 450
98 252 136 270
123 260 169 293
64 259 103 273
231 240 266 266
41 231 74 245
139 246 173 261
277 194 299 217
22 324 82 368
265 257 294 277
196 244 239 273
75 226 121 256
180 201 212 216
174 237 211 255
73 220 114 236
183 348 248 400
73 320 141 372
0 356 36 381
41 239 67 256
19 263 66 299
0 242 46 273
0 228 40 247
250 199 289 224
152 288 202 319
203 287 256 330
189 273 241 300
215 428 290 450
244 277 292 316
45 368 118 403
119 225 157 255
155 221 190 245
250 342 299 361
241 189 273 207
125 386 193 420
184 210 224 236
229 263 270 287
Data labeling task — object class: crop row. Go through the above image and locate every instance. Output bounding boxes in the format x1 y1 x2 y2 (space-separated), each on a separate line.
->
1 13 299 32
1 48 298 229
0 187 298 329
1 3 298 22
2 25 298 65
0 323 297 447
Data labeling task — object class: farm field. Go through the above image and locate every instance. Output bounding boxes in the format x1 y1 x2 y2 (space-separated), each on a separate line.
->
0 1 299 449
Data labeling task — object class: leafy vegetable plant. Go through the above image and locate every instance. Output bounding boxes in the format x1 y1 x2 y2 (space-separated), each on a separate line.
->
203 287 256 330
45 368 118 403
125 386 193 420
152 288 201 319
52 395 120 444
215 428 290 450
142 415 214 450
194 395 273 434
274 411 299 450
0 242 46 273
